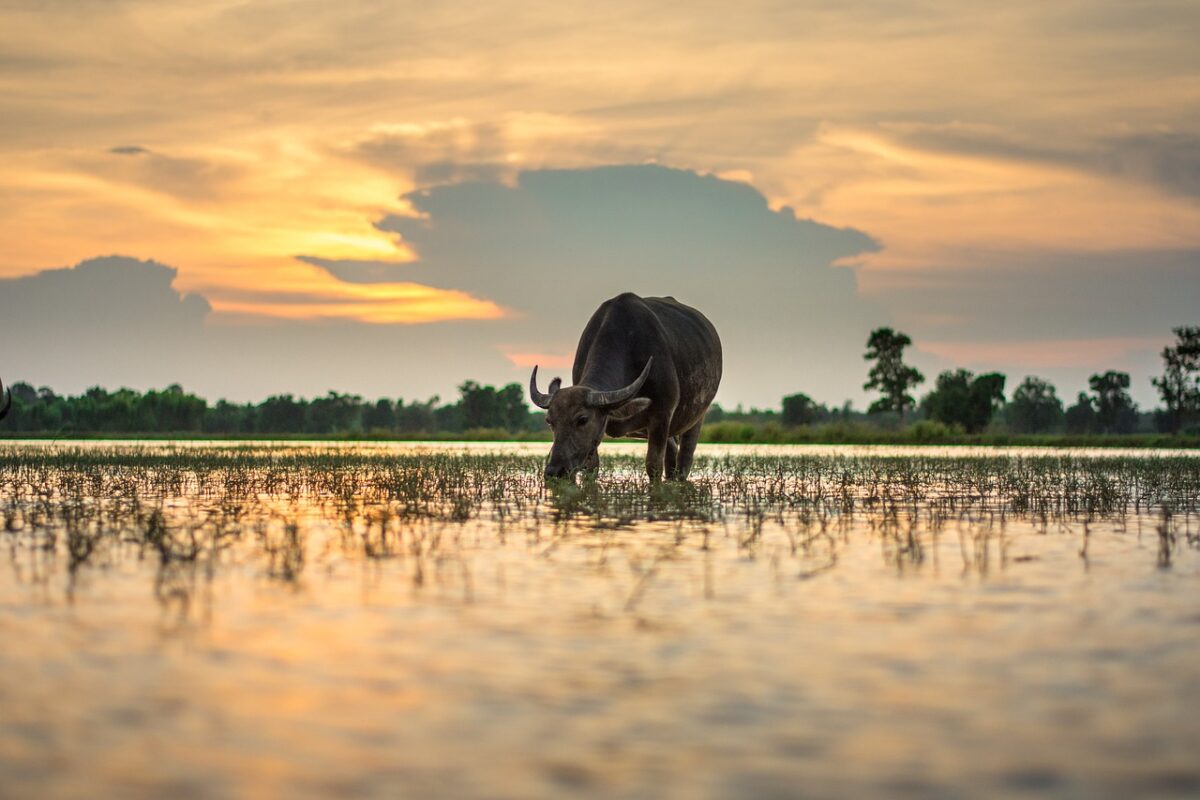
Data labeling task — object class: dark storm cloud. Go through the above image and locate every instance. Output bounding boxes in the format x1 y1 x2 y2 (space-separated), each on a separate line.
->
0 167 892 408
313 163 885 405
0 255 511 403
0 256 212 392
293 256 412 284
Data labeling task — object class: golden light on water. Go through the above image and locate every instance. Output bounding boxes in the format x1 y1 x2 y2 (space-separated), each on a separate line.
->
2 444 1199 797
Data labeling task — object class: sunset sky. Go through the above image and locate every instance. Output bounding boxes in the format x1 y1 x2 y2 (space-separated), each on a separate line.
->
2 0 1198 406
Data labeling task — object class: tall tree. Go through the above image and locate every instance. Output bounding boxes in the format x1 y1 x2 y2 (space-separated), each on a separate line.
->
781 393 818 427
258 394 306 433
1006 376 1064 434
396 397 439 433
921 370 1006 433
863 328 924 419
1151 326 1200 433
1089 371 1137 434
364 398 396 432
1064 392 1096 434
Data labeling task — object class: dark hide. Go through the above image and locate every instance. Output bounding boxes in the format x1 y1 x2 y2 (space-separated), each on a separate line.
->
531 293 722 481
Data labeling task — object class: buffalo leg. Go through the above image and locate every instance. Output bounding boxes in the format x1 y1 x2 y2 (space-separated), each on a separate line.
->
664 436 680 479
673 423 703 481
645 423 669 482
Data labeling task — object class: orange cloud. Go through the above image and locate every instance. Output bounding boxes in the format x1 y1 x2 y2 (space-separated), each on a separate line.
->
782 124 1200 281
206 270 507 325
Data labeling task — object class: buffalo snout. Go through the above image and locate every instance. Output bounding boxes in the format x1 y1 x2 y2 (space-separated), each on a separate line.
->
544 462 571 480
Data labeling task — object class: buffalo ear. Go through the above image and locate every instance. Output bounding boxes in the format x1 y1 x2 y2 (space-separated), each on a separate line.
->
607 397 651 420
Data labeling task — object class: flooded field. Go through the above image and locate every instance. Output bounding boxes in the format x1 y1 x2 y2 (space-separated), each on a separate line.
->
1 441 1199 799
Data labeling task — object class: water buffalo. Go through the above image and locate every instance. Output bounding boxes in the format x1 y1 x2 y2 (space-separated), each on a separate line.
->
0 378 10 421
529 293 722 482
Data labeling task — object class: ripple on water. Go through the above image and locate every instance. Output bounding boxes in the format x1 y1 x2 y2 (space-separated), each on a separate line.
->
0 442 1198 799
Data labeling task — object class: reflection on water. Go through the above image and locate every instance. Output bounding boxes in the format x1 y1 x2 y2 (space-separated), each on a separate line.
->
1 442 1199 799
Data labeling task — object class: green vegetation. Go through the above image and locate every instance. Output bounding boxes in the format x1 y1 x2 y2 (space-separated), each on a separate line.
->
1152 326 1200 433
3 446 1197 535
862 327 924 418
3 323 1198 445
0 443 1191 627
920 369 1005 433
0 380 544 438
1006 376 1064 434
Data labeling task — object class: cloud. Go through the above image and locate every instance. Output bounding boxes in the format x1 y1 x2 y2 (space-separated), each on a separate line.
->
1 167 885 407
877 122 1200 201
312 163 885 405
884 249 1200 342
0 256 212 391
336 115 638 188
87 147 244 202
2 169 1192 410
878 248 1200 404
0 255 513 403
1104 133 1200 200
346 120 512 185
293 256 415 285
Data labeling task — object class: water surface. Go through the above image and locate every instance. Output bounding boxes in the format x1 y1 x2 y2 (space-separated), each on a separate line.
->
1 442 1198 799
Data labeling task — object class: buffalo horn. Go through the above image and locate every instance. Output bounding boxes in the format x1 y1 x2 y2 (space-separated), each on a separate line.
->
585 357 654 409
529 366 561 409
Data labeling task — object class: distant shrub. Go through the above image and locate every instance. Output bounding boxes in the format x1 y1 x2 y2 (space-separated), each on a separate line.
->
702 422 757 443
908 420 958 442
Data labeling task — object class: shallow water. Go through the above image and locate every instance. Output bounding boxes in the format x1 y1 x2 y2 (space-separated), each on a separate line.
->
1 442 1198 799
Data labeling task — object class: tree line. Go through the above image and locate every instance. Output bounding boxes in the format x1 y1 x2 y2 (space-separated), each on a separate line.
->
709 325 1200 437
0 380 542 437
850 325 1199 435
2 326 1196 438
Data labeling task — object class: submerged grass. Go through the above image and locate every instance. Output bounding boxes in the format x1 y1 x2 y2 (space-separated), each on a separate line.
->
2 444 1198 609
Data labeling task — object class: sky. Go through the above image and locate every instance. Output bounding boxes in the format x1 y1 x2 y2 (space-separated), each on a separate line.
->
2 0 1199 408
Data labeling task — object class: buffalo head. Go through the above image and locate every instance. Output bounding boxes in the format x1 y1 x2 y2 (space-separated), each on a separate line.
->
530 358 653 479
0 378 10 422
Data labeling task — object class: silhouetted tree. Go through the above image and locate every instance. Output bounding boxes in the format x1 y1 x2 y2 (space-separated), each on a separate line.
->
458 381 533 431
307 391 363 434
1152 326 1200 433
435 402 464 433
498 383 532 431
1064 392 1096 434
9 382 37 405
204 400 255 434
396 397 439 433
139 384 206 431
258 394 306 433
921 370 1006 433
1089 371 1137 434
1006 376 1064 434
364 398 396 432
863 327 924 419
781 393 818 427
